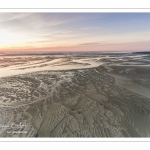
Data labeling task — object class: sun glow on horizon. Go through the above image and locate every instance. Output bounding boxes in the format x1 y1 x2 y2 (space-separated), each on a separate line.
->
0 29 28 47
0 13 150 52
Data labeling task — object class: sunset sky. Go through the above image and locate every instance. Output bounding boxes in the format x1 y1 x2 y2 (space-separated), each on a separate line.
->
0 13 150 52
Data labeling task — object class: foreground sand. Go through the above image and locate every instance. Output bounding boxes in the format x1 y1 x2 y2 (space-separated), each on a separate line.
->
0 64 150 137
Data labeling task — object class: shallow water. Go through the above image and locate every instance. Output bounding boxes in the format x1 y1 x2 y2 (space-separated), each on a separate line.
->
0 57 103 78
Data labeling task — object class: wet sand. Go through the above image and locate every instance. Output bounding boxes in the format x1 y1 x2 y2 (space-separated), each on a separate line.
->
0 57 103 78
0 52 150 137
109 73 150 99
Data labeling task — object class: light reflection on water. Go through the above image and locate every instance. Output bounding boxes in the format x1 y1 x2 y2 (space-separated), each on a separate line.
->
0 57 102 78
1 54 149 78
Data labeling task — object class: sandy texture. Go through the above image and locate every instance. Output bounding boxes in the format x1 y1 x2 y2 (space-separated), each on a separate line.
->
0 66 150 137
0 52 150 137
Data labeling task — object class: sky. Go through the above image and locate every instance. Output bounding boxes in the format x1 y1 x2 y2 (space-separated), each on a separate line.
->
0 13 150 52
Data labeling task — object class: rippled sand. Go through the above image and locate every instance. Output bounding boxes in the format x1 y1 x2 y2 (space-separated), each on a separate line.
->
0 52 150 137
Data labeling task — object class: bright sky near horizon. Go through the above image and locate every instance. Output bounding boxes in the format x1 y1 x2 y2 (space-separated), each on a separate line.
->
0 13 150 52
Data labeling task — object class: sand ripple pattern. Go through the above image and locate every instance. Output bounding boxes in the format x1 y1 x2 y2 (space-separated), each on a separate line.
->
0 66 150 137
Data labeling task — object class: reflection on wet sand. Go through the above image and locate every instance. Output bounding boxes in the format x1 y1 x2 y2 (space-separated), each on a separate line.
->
0 52 150 137
0 57 103 78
